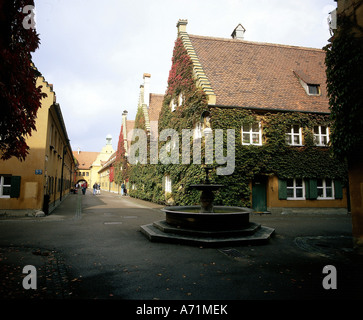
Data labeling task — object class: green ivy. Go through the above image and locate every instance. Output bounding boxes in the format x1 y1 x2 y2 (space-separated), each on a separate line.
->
324 16 363 159
209 108 346 206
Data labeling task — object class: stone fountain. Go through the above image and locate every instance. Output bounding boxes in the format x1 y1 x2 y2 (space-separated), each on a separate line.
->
140 167 275 247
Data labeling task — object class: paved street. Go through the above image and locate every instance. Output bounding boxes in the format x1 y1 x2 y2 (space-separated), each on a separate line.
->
0 189 362 303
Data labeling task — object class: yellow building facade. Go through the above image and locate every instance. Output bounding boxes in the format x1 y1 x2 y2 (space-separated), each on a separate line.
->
72 150 98 188
89 135 115 189
0 75 75 216
98 152 120 194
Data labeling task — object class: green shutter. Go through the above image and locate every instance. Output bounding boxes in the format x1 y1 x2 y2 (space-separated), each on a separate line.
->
162 176 165 191
306 179 318 200
334 180 343 199
278 178 287 200
10 176 21 198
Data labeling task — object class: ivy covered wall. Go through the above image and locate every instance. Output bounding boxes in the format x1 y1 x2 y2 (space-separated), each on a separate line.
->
324 16 363 160
127 37 348 208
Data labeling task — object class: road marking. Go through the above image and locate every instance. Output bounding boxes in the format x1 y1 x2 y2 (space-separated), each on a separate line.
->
104 222 122 225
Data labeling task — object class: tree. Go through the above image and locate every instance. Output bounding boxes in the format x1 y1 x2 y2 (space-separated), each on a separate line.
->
0 0 45 161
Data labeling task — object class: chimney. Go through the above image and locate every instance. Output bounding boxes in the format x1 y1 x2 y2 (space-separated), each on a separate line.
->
177 19 188 35
106 134 112 145
143 73 151 107
122 110 128 127
231 24 246 40
77 147 80 155
121 110 128 150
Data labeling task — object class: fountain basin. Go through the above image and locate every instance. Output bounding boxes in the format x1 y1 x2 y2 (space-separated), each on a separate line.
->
162 205 252 231
140 166 274 246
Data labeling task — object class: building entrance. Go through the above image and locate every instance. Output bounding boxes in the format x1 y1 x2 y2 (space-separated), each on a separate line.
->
252 176 267 212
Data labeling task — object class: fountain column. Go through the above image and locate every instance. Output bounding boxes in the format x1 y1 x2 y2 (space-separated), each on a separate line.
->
200 167 215 213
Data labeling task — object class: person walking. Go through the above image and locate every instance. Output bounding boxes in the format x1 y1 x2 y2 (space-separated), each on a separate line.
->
121 182 125 196
93 183 97 195
96 183 101 195
82 183 86 195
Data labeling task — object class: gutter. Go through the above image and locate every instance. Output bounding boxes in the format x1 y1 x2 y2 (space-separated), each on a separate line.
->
208 104 331 115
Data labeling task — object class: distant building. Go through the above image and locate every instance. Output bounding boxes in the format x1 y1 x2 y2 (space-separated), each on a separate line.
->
72 149 98 187
73 135 115 190
0 75 75 215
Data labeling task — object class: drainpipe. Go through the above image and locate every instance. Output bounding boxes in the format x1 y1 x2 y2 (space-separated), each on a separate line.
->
60 147 66 201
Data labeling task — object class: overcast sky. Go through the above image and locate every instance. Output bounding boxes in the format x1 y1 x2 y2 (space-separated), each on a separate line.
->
31 0 336 152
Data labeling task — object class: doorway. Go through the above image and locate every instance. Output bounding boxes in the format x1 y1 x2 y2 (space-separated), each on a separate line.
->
252 176 267 212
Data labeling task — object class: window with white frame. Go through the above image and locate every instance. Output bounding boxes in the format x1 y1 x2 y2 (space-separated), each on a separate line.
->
317 178 334 199
164 175 172 193
286 125 302 146
242 122 262 145
313 126 329 146
165 140 171 153
193 122 202 140
286 178 305 199
170 99 176 112
178 93 183 107
0 175 11 198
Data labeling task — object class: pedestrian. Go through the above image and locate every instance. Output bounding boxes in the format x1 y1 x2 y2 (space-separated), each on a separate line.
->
93 183 97 195
97 183 101 195
82 183 86 195
121 182 125 196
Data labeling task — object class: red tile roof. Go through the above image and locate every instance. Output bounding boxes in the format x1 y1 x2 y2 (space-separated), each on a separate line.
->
126 120 135 138
188 35 330 113
148 93 164 121
73 151 99 169
148 93 164 141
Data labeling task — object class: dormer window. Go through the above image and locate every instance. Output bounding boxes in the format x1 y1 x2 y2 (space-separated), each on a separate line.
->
293 71 321 96
308 84 320 95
